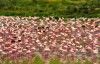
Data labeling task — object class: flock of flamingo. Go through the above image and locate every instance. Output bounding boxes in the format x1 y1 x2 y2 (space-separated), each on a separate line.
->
0 16 100 64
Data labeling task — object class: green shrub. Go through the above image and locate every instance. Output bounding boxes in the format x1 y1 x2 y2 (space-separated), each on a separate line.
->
66 5 77 14
78 6 89 14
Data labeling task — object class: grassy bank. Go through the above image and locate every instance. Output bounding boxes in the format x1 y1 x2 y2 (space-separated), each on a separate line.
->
0 0 100 17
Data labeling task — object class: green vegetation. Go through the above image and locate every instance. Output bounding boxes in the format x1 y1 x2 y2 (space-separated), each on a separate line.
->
0 0 100 17
33 56 45 64
0 56 99 64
